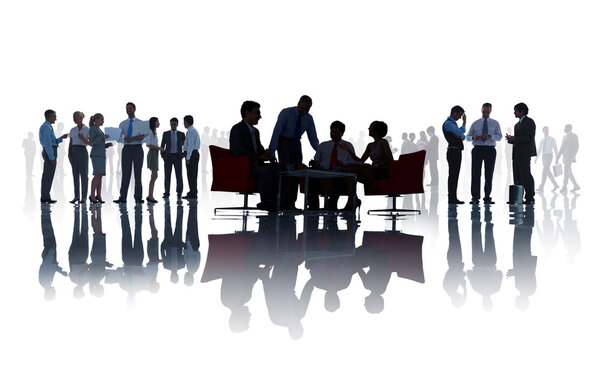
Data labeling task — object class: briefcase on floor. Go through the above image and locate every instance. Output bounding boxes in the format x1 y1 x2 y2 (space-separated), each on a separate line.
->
508 185 524 204
553 163 563 177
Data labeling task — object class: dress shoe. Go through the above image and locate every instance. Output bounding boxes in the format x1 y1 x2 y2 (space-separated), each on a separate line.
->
525 198 535 204
448 199 464 205
70 198 80 204
572 185 581 192
182 195 197 200
96 198 105 204
469 199 479 205
483 198 495 205
162 193 170 198
146 197 158 203
40 198 57 204
135 199 145 204
113 198 127 204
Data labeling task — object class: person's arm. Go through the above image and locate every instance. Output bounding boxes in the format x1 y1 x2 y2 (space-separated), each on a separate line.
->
306 115 319 151
268 109 287 152
160 132 167 152
465 122 476 142
68 136 73 163
491 121 502 142
310 144 324 168
359 143 372 163
443 120 465 139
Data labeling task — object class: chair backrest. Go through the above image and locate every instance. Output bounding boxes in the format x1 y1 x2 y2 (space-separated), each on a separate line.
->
392 150 426 194
209 145 256 192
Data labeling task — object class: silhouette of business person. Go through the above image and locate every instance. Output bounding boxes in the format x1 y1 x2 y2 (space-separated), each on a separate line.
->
40 205 67 300
535 126 560 192
505 102 536 204
444 205 466 307
114 102 146 204
556 124 580 193
443 106 467 204
39 109 69 203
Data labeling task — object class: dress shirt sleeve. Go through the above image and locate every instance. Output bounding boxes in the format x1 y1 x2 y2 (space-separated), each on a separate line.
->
269 109 288 152
551 137 558 156
40 124 56 160
313 143 324 168
306 115 319 151
118 120 126 142
491 121 502 142
183 134 191 160
466 122 476 142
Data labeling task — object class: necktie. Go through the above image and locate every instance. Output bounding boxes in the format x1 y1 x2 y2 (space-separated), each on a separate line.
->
249 127 257 153
127 118 133 138
171 131 177 153
329 143 338 170
293 115 302 148
482 119 488 136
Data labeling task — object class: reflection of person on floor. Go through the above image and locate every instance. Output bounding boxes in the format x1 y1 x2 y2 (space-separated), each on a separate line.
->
467 205 501 310
507 205 537 311
444 205 466 307
23 132 37 177
536 193 558 257
119 205 146 307
357 247 390 314
161 202 185 284
145 204 161 293
40 205 67 300
68 206 90 299
89 205 112 298
184 201 201 286
425 126 440 186
558 194 580 260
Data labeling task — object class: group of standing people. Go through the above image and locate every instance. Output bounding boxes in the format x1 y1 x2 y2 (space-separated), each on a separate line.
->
38 102 201 205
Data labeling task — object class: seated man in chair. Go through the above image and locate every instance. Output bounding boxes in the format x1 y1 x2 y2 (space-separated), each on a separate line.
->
229 100 278 211
308 120 357 210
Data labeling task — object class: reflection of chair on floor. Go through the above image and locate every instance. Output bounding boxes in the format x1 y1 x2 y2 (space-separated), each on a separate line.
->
365 150 426 216
358 231 424 283
210 145 260 214
201 233 257 283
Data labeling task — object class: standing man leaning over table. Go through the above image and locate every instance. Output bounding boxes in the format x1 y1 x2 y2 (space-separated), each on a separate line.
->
39 109 69 203
114 102 146 204
268 95 319 210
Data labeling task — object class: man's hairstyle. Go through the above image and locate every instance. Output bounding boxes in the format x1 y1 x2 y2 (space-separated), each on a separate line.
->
73 111 85 119
514 102 529 115
44 109 56 119
330 120 345 134
170 117 179 124
371 120 388 137
299 95 312 105
450 105 465 115
184 115 194 125
126 102 136 111
482 102 492 109
240 100 260 118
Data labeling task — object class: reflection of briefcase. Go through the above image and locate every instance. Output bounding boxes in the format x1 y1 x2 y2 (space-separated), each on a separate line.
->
508 185 524 204
553 163 563 177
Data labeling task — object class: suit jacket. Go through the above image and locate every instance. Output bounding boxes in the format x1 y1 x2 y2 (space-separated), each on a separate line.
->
229 121 266 165
160 130 186 159
512 116 536 159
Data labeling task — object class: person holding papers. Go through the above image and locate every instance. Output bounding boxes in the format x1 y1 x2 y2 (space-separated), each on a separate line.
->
88 113 113 204
67 111 91 204
39 109 69 203
182 115 201 200
114 102 146 204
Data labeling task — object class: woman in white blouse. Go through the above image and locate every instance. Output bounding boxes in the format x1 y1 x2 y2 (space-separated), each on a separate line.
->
146 117 163 203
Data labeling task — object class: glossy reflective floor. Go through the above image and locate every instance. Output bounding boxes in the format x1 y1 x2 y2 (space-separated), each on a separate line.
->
7 166 598 383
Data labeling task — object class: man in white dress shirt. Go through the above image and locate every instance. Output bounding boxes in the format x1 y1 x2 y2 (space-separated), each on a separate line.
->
114 102 146 204
466 103 502 204
182 115 201 199
535 126 559 191
308 121 356 210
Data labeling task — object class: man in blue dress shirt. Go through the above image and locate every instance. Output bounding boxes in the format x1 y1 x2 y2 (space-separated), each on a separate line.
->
442 106 467 204
39 109 68 203
466 103 502 204
268 95 319 210
114 102 146 204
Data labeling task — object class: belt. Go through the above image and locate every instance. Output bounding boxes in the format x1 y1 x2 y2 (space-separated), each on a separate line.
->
72 145 86 148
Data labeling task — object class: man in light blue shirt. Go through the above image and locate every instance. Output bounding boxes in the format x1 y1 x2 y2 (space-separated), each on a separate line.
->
443 106 467 204
39 109 68 203
114 102 146 204
466 103 502 204
269 95 319 209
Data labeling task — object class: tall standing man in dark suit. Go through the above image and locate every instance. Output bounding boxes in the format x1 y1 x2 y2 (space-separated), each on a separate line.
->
230 100 278 211
114 102 146 204
268 95 319 210
39 109 69 203
161 117 186 199
443 106 467 204
506 102 536 204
